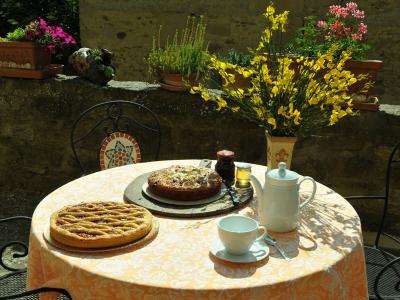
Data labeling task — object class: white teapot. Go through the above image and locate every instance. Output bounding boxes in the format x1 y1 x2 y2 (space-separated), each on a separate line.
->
249 162 317 232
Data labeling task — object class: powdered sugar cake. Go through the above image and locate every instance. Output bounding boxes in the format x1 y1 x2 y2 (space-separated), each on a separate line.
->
147 165 223 201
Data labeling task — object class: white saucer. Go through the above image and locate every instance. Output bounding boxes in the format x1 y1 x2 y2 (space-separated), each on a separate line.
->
210 240 269 263
142 182 226 206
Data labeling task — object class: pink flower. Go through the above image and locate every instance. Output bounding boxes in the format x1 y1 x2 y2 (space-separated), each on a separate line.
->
317 20 328 29
46 45 55 53
343 27 351 36
358 22 368 34
330 20 343 34
351 33 362 41
352 9 365 19
38 17 49 32
25 30 34 40
345 2 358 12
329 5 349 18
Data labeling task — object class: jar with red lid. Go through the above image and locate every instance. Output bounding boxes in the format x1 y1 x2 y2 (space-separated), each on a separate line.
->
215 150 235 186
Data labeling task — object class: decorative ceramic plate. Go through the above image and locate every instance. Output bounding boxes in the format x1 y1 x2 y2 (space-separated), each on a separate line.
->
124 172 254 218
99 132 141 170
141 182 227 206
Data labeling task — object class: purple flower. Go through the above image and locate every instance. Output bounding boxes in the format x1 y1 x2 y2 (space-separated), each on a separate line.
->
46 45 55 53
39 17 48 29
25 29 34 40
23 17 76 54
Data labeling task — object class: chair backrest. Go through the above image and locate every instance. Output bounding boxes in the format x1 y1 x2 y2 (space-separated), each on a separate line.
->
375 141 400 247
70 100 161 175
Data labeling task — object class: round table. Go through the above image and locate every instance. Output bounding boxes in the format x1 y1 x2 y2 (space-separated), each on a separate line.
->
27 160 368 300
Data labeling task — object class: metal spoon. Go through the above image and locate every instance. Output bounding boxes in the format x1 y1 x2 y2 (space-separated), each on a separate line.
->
264 234 291 261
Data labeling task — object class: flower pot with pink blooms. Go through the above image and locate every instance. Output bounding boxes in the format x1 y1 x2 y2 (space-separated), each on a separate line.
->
290 2 382 101
0 18 76 79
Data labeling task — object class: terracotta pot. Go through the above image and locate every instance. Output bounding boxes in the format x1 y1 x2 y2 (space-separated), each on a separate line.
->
161 73 200 92
0 42 51 70
344 60 383 96
162 73 187 87
266 131 297 170
224 69 251 90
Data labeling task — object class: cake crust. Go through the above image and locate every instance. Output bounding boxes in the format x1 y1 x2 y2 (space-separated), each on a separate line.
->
50 201 153 249
147 165 223 201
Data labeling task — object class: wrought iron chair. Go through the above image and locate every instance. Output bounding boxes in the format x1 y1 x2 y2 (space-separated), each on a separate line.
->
0 216 72 299
345 141 400 300
70 100 161 175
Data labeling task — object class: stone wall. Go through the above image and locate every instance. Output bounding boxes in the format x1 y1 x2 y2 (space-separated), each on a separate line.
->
79 0 399 104
0 75 399 235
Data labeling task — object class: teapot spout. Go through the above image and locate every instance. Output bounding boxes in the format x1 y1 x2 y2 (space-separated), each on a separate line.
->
249 174 264 200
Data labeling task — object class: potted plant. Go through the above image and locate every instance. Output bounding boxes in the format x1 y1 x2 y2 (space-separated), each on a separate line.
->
146 16 209 92
219 49 252 90
191 3 370 169
289 2 382 99
0 17 76 78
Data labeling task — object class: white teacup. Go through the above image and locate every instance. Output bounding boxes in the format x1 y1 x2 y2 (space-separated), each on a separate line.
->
218 215 267 255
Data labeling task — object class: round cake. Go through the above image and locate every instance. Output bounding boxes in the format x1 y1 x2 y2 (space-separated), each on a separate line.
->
50 201 153 249
147 165 223 201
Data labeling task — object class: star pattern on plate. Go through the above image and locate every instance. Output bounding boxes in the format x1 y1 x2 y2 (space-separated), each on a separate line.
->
99 132 141 170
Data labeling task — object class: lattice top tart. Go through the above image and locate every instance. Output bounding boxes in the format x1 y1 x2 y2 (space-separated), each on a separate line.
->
50 201 153 248
147 165 223 201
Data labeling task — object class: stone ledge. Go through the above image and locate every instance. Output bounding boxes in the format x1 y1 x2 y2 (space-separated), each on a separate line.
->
380 104 400 116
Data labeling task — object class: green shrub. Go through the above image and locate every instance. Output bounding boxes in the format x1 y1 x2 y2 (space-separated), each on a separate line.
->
220 49 251 67
6 27 27 41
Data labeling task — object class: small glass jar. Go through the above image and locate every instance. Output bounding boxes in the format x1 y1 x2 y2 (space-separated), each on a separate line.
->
215 150 235 186
235 163 252 188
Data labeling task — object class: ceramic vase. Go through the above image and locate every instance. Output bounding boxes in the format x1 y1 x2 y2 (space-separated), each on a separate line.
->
266 131 297 170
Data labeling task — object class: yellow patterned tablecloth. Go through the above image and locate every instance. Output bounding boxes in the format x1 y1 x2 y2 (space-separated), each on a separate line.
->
27 160 368 300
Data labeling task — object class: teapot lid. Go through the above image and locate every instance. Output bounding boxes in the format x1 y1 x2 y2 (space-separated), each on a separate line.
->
267 162 300 184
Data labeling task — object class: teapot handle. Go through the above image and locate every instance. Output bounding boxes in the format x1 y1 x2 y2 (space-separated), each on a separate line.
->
298 176 317 209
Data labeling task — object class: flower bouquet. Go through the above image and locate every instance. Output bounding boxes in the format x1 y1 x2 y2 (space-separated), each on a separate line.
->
191 4 371 169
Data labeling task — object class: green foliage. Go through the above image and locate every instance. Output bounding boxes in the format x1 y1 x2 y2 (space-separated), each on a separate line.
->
6 27 27 41
0 0 80 44
288 12 370 60
146 16 209 78
90 48 115 78
287 16 320 57
220 49 251 67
